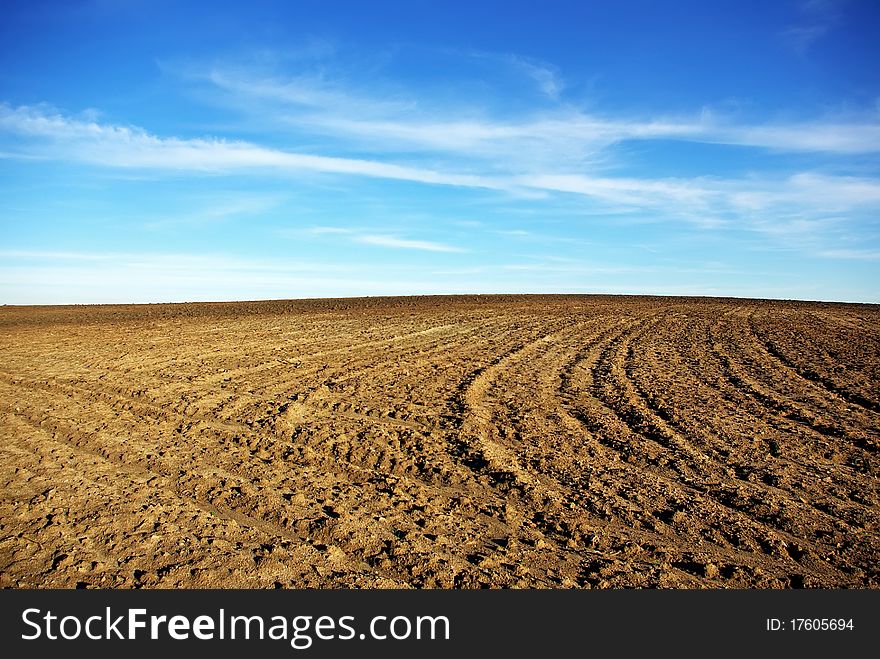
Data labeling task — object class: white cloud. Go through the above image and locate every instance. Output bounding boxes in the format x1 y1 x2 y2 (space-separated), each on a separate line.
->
308 113 880 157
204 67 412 116
0 103 508 190
499 53 564 100
518 173 713 209
725 173 880 214
782 0 844 54
355 235 465 252
193 68 880 156
2 104 879 244
521 62 563 100
817 248 880 260
708 122 880 154
140 194 285 229
302 226 355 235
289 226 465 252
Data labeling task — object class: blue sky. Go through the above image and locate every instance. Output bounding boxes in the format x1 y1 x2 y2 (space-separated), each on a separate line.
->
1 0 879 304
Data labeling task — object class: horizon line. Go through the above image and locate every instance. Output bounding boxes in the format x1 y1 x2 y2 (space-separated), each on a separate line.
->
2 291 877 309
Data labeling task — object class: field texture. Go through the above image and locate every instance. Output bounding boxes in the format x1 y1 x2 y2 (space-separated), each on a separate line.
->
1 295 878 589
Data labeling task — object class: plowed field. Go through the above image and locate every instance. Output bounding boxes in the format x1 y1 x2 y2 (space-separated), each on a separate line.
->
1 295 878 588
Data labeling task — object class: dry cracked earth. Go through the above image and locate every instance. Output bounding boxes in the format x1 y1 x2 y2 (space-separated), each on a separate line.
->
1 295 878 589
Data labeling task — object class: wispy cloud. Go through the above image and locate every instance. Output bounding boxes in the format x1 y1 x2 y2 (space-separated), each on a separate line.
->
283 226 466 253
517 173 713 209
301 226 355 235
816 248 880 260
355 234 465 252
203 66 412 116
192 67 880 158
140 193 284 230
310 112 880 157
782 0 845 54
2 4 877 306
3 103 879 244
514 57 563 100
0 103 508 190
479 52 564 100
707 121 880 154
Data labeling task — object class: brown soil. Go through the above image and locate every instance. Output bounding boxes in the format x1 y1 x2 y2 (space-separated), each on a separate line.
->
1 295 878 588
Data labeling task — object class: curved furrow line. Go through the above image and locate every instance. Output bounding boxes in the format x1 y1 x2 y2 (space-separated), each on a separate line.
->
636 308 878 506
556 320 873 582
286 304 876 584
554 319 725 498
3 298 877 588
10 316 506 436
215 320 519 424
588 312 724 481
436 312 595 497
431 315 683 577
629 309 878 534
647 310 879 554
785 310 880 386
558 380 865 582
714 307 879 432
620 313 747 476
110 315 385 375
553 319 768 538
77 315 486 409
702 311 872 489
490 319 729 544
444 326 570 496
704 312 879 463
802 310 880 363
553 323 854 582
747 310 880 415
3 325 550 578
201 315 518 422
558 318 688 476
195 320 465 384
